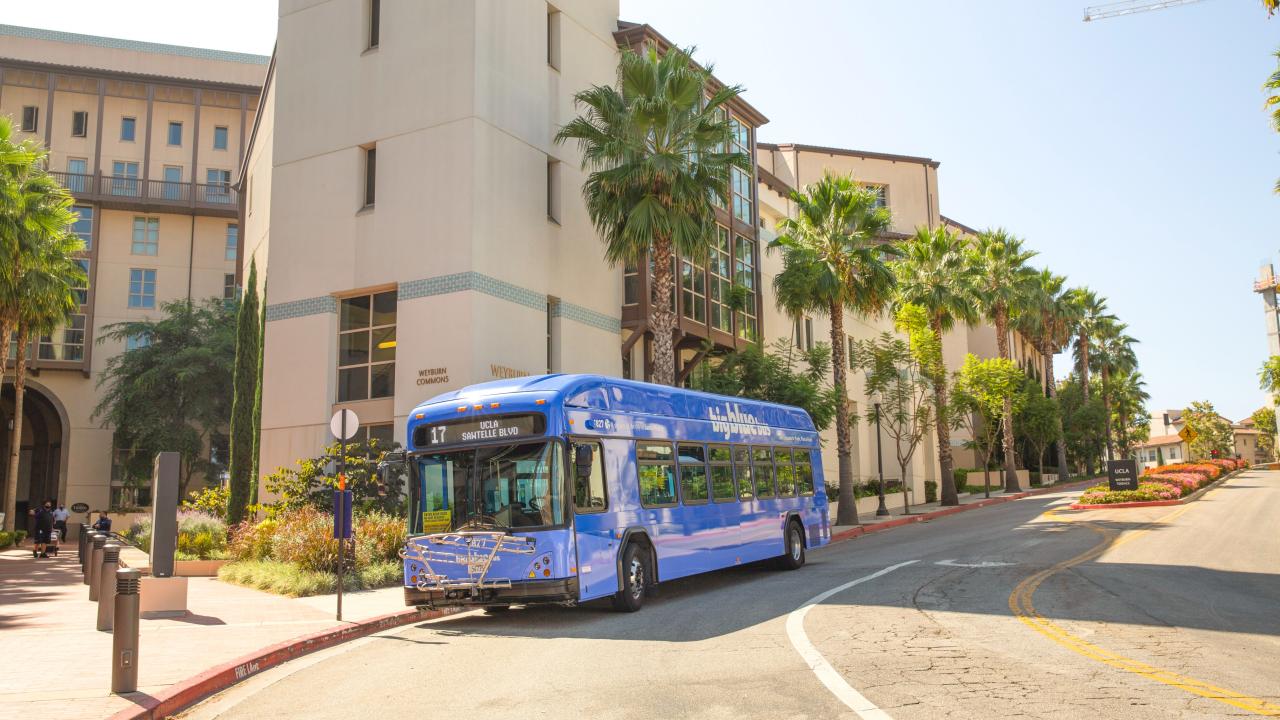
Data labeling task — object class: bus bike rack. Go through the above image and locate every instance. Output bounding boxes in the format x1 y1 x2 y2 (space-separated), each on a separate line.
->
400 531 537 596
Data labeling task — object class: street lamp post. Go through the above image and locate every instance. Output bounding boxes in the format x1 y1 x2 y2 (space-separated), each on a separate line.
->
873 402 889 517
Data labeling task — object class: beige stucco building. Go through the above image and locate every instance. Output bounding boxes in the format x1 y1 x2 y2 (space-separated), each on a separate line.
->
0 25 264 519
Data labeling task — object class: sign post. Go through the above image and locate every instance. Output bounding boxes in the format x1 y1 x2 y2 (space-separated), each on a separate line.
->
1107 459 1139 492
1178 425 1197 458
329 409 359 621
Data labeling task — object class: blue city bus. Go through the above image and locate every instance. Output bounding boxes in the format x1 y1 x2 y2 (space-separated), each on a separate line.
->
384 373 830 612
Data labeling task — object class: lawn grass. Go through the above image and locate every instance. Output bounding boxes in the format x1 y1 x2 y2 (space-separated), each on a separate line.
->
217 559 402 597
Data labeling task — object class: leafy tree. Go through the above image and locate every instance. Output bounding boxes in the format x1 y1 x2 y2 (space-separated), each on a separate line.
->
555 46 749 385
891 227 980 506
770 174 896 525
971 228 1037 492
1250 407 1277 461
262 438 405 519
1259 355 1280 400
0 117 84 531
690 339 838 432
1182 401 1232 460
251 278 266 502
93 299 236 497
226 260 261 525
1016 384 1061 480
952 355 1027 496
1058 377 1106 475
1068 288 1113 402
850 329 933 514
1018 270 1082 479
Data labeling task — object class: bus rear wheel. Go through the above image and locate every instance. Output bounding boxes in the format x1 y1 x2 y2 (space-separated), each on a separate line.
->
612 543 648 612
778 521 806 570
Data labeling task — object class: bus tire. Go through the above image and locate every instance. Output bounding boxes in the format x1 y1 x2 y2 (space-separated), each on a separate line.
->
778 520 806 571
484 605 511 614
612 542 648 612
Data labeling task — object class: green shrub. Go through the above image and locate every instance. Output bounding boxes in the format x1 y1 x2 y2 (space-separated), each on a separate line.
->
0 531 12 548
228 518 277 561
954 468 971 488
15 530 27 544
924 480 938 503
354 512 407 566
125 510 228 560
183 485 230 518
218 559 401 597
271 506 341 572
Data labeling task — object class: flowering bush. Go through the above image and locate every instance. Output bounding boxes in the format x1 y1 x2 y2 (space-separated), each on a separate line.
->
1143 473 1203 497
1078 482 1181 505
1142 463 1220 481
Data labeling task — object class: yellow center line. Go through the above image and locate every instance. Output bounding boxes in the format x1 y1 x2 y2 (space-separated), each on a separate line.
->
1008 494 1280 717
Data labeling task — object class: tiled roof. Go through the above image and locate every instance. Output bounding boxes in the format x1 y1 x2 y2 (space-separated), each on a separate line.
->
0 24 269 65
1138 434 1184 448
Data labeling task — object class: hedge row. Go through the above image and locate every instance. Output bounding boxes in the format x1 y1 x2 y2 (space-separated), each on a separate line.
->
1078 458 1247 505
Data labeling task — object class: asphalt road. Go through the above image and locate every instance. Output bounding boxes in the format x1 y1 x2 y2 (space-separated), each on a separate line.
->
185 470 1280 720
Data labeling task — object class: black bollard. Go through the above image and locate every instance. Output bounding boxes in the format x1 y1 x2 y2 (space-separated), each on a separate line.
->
97 544 122 632
89 535 107 601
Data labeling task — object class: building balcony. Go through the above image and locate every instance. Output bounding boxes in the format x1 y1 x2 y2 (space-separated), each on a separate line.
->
49 171 240 219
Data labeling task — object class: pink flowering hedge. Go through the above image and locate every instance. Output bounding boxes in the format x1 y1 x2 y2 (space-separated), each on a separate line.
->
1078 482 1182 505
1080 457 1245 505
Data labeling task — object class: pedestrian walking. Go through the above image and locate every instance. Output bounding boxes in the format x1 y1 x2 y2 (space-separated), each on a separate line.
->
52 504 69 544
92 511 112 533
32 502 54 558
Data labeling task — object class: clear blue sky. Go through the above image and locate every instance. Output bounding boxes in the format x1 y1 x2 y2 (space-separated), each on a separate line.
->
8 0 1278 420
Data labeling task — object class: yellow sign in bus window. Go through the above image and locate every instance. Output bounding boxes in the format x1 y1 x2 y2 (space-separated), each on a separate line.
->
422 510 451 534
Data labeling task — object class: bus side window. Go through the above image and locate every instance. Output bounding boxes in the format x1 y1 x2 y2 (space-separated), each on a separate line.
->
752 446 775 498
637 442 678 507
677 443 709 505
795 448 814 496
572 441 607 512
776 448 796 496
732 446 754 501
708 444 736 502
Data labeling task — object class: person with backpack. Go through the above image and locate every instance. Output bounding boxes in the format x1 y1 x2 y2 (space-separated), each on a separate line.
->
32 501 55 559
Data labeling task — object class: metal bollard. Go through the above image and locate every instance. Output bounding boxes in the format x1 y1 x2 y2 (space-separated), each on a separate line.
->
89 535 107 601
78 527 87 564
111 568 141 694
96 544 122 632
82 531 99 584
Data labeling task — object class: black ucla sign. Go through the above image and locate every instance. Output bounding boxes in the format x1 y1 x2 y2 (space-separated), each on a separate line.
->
1107 460 1139 491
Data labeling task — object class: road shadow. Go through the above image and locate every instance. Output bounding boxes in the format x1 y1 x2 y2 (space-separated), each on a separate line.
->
401 494 1278 643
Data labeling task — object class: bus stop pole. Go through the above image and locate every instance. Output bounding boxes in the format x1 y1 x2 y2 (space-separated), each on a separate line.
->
337 412 345 622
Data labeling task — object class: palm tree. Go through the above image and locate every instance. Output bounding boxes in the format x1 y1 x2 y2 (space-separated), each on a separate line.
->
971 228 1037 493
555 46 750 385
1018 270 1082 481
1109 369 1150 459
0 117 82 533
892 226 980 507
1091 318 1138 462
770 174 896 526
1068 288 1113 401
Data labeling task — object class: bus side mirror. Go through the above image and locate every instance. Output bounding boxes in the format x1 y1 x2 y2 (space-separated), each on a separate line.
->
573 445 594 479
376 451 407 497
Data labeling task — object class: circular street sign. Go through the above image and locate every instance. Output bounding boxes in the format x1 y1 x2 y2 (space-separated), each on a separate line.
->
71 502 89 513
329 408 360 440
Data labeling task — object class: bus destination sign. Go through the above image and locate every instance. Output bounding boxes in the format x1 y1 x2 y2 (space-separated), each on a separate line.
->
417 413 545 448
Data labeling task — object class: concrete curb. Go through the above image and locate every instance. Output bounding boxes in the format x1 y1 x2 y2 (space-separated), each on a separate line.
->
106 605 456 720
1068 468 1243 510
830 478 1097 544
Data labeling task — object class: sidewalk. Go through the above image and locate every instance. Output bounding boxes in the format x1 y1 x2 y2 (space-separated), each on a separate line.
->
0 544 410 720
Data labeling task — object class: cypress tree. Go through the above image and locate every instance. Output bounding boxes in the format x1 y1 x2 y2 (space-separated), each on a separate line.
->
226 260 260 525
250 277 266 505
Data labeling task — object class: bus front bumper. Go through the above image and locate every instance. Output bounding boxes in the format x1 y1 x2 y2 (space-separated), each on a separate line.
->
404 577 579 608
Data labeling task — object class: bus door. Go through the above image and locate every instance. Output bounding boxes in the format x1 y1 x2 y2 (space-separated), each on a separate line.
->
569 439 620 602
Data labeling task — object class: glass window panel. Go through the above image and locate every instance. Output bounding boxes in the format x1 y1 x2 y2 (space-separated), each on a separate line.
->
338 366 368 402
637 442 673 462
680 460 708 504
795 450 814 495
367 424 394 448
572 441 608 512
168 122 182 145
73 259 89 305
776 448 797 496
752 446 775 498
121 117 135 141
371 325 396 363
213 126 228 150
710 464 735 502
340 296 371 330
338 330 369 367
709 445 732 463
225 224 238 261
370 362 394 398
638 462 676 507
371 291 397 326
72 206 93 249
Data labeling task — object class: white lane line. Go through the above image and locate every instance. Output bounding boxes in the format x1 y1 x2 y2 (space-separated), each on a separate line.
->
935 559 1014 568
785 561 918 720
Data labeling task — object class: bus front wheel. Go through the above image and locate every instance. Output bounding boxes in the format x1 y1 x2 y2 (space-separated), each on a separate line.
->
612 543 648 612
778 521 806 571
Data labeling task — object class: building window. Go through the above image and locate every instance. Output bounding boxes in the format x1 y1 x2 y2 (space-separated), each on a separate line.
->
363 146 377 207
224 273 237 301
167 121 183 146
338 290 396 402
73 259 90 306
865 184 887 209
71 110 88 138
125 333 150 352
225 224 239 261
38 314 86 361
734 233 757 341
546 5 561 70
805 318 815 351
128 269 157 309
367 0 381 49
213 125 228 150
681 256 706 324
21 106 38 133
546 157 561 223
546 296 559 374
709 225 732 333
794 318 804 350
162 166 184 200
66 158 89 193
131 217 159 255
729 116 752 224
623 261 639 306
111 161 140 196
121 116 136 142
72 205 93 250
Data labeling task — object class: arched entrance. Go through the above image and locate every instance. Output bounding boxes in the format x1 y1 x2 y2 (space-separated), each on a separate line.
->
0 381 68 522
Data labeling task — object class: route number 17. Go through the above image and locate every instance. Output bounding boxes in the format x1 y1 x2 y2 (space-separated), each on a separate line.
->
430 426 448 445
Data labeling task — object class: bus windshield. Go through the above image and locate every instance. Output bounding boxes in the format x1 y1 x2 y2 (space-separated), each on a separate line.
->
413 441 564 533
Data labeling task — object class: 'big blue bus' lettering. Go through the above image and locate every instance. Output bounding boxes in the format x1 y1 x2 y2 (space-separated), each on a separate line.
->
390 374 830 612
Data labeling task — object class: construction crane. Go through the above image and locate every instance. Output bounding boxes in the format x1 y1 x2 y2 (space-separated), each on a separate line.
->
1083 0 1209 21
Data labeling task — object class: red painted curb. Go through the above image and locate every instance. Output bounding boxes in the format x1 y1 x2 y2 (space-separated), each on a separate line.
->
106 605 454 720
829 478 1095 544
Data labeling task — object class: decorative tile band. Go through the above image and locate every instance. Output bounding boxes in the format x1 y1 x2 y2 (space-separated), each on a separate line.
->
267 272 620 333
265 295 336 322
